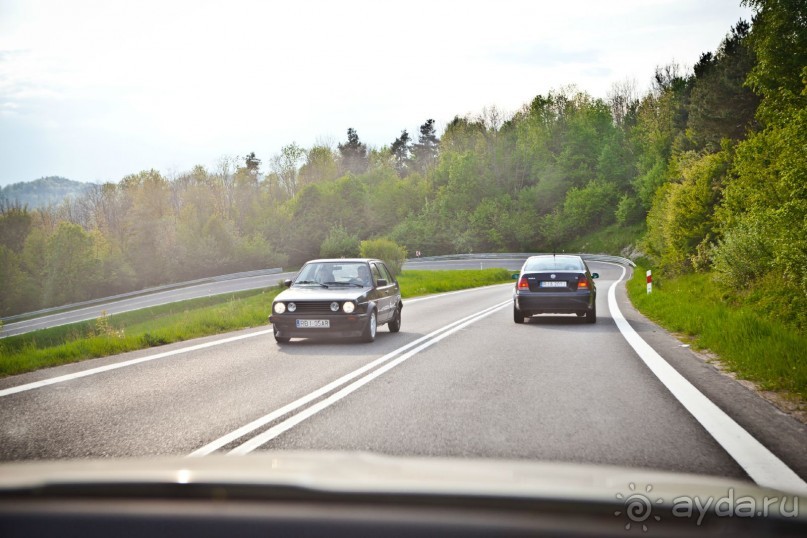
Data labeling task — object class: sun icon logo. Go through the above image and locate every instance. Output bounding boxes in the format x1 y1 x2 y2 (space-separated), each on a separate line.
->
614 482 664 532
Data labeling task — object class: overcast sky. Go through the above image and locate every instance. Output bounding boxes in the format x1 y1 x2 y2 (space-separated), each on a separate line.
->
0 0 753 186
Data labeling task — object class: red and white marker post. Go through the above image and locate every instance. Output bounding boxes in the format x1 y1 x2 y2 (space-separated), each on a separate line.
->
646 270 652 294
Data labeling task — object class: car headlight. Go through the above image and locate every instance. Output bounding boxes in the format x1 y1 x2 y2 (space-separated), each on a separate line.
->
274 302 286 314
330 302 340 312
343 301 355 314
287 302 297 313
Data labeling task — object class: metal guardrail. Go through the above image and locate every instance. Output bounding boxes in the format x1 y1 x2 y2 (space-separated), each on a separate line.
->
3 254 635 324
407 253 636 267
1 267 284 323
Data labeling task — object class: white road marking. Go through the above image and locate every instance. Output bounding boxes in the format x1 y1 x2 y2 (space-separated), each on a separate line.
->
190 300 511 457
0 330 272 398
604 263 807 495
0 285 512 397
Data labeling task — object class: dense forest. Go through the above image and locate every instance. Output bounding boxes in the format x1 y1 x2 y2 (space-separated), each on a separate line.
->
1 0 804 329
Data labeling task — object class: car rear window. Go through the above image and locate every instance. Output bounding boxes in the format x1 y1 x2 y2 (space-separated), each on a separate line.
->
524 257 584 272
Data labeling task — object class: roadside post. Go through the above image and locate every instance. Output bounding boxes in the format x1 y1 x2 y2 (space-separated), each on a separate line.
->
646 270 652 294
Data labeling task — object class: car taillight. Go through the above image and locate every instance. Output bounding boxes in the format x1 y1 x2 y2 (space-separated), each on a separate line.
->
577 275 589 290
518 277 530 290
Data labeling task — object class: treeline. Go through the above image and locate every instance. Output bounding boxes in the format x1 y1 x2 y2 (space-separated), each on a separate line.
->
1 0 804 326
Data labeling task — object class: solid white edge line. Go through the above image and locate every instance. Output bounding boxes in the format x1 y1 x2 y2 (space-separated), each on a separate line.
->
603 262 807 495
228 300 511 455
189 300 511 457
0 330 273 398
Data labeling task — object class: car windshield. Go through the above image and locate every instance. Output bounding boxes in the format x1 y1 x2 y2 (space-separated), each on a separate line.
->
295 262 371 286
2 1 806 535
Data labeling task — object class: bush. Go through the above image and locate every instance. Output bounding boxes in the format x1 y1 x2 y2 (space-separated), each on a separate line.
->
711 217 773 287
359 238 407 276
320 226 360 258
615 194 645 225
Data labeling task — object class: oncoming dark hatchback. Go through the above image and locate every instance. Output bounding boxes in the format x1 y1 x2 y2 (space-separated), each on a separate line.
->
512 254 599 324
270 259 402 343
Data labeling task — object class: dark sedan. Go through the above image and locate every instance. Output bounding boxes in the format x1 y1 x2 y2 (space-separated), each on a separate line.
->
512 255 598 324
269 259 402 343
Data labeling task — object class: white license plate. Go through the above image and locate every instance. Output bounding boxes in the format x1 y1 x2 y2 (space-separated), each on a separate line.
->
539 281 566 288
296 319 330 328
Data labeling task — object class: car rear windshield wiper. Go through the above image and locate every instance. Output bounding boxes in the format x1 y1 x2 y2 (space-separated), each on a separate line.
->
294 280 328 287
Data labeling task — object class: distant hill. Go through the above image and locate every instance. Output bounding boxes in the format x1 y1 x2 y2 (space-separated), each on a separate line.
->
0 177 94 209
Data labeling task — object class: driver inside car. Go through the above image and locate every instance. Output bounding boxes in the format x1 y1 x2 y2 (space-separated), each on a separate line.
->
354 265 372 286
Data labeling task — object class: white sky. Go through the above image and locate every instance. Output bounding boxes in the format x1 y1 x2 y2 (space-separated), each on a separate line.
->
0 0 753 185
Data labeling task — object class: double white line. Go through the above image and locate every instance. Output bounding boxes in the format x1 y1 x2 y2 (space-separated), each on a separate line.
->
189 300 511 457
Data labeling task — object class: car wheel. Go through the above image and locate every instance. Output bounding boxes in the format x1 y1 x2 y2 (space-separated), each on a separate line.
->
362 310 377 342
273 326 290 343
513 305 525 324
585 303 597 324
388 305 401 333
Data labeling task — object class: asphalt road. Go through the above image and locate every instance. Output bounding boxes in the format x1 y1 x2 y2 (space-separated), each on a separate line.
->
1 261 806 495
0 272 298 338
0 258 529 338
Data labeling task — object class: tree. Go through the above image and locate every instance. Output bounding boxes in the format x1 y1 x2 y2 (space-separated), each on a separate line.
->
298 145 339 187
42 222 100 306
0 245 29 315
742 0 807 125
244 152 261 173
0 200 32 253
390 130 412 176
607 78 639 129
338 128 368 175
270 143 306 199
320 225 360 258
412 119 440 174
687 20 759 150
644 150 730 272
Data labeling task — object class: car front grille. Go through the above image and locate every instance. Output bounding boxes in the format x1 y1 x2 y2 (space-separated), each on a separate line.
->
291 301 338 313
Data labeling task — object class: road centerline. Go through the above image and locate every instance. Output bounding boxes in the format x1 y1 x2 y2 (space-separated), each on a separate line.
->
190 300 511 457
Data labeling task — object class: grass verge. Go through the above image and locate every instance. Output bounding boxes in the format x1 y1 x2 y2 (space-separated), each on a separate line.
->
0 269 513 377
626 267 807 401
397 268 512 297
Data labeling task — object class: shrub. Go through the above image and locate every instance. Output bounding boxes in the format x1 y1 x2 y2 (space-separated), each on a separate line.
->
711 217 773 287
320 226 360 258
359 238 407 276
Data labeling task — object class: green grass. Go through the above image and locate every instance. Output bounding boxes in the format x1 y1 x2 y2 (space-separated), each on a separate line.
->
0 269 513 377
0 287 283 377
397 268 513 297
627 268 807 401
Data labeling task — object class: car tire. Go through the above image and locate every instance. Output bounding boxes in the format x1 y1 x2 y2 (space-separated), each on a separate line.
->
585 303 597 324
514 306 525 324
388 305 401 333
362 310 377 342
273 326 290 343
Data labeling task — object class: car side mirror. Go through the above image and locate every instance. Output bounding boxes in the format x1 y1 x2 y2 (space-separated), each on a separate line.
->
591 273 599 279
283 279 293 287
512 273 519 280
376 278 388 287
